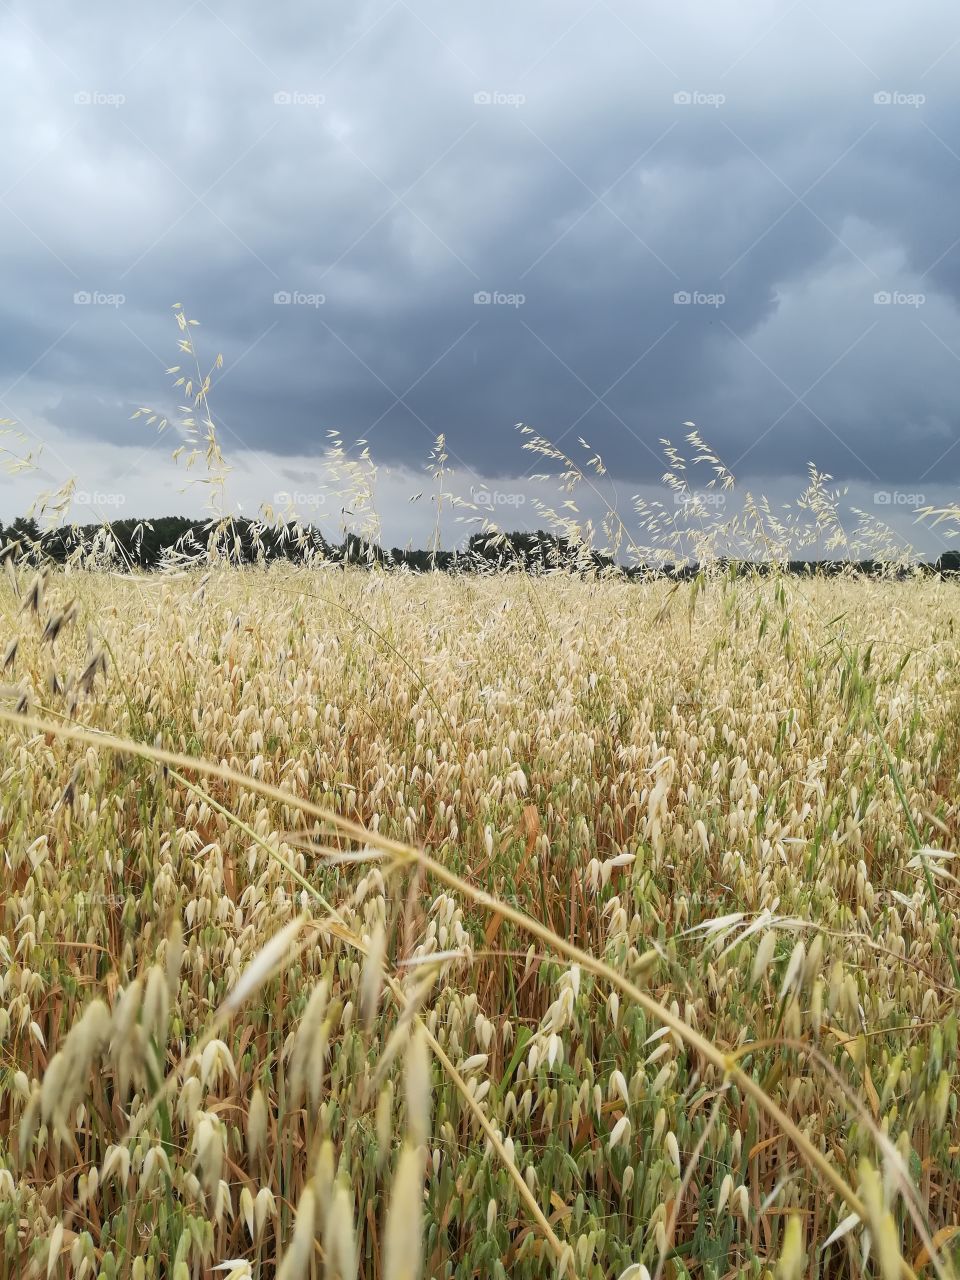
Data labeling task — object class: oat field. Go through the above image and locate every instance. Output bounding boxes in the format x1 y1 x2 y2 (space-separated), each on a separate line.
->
1 566 959 1279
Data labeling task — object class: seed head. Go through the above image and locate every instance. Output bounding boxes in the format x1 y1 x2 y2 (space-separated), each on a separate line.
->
384 1144 423 1280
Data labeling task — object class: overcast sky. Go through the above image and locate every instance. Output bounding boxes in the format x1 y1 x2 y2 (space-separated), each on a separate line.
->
1 0 960 553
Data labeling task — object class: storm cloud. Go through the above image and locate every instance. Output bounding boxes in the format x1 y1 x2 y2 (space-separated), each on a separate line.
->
2 0 960 544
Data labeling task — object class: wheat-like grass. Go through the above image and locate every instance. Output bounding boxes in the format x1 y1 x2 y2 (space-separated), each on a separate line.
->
0 562 958 1280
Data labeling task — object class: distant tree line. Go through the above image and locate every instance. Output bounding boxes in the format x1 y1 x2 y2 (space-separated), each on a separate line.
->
1 515 959 577
0 516 331 569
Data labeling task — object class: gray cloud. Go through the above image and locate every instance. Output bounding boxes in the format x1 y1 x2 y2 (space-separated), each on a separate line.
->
1 0 960 530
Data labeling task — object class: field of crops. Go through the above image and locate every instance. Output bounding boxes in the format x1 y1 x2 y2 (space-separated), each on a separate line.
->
1 566 959 1279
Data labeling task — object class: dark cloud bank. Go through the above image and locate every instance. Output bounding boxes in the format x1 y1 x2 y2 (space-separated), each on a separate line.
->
2 0 960 525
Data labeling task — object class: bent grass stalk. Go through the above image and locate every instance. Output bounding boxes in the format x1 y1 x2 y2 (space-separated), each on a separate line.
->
0 706 933 1279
